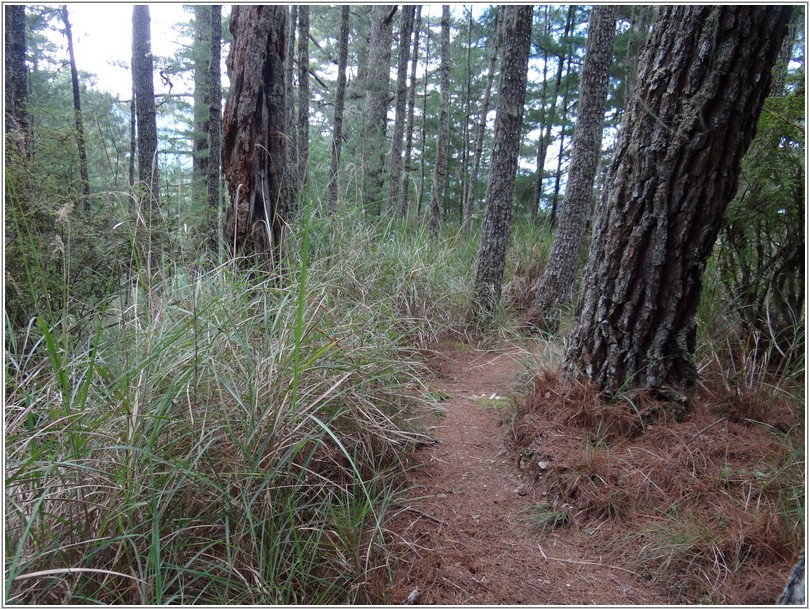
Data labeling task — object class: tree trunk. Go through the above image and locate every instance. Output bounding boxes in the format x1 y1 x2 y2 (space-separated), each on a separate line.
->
285 6 298 199
362 5 396 214
60 5 90 211
459 7 472 225
472 5 533 324
534 6 575 225
462 7 500 234
222 5 290 264
4 4 27 139
192 5 211 201
564 6 792 396
386 5 415 216
132 5 159 206
296 5 310 195
428 5 451 237
399 5 422 220
328 5 350 212
530 6 617 332
207 5 222 237
417 9 430 219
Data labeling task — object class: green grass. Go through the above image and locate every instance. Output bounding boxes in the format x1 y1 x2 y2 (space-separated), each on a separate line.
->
4 206 491 604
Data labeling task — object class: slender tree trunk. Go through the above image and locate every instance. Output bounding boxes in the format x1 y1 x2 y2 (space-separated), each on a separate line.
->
60 5 90 210
462 7 500 234
428 5 451 237
362 5 396 214
5 4 27 139
132 5 159 205
222 5 290 264
296 5 310 196
386 5 415 215
549 29 576 228
472 5 533 324
192 5 211 200
417 9 430 219
129 83 136 189
531 7 551 224
459 6 472 224
530 6 617 332
285 6 298 198
399 5 422 220
534 5 574 225
207 5 222 236
564 6 792 396
328 5 350 212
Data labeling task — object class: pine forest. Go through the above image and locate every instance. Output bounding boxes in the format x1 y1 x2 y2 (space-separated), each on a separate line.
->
4 4 806 605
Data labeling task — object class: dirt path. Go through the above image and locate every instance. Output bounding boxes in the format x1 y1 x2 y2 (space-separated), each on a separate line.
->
386 341 669 605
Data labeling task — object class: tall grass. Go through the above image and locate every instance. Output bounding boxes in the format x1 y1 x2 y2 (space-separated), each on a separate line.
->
4 206 479 604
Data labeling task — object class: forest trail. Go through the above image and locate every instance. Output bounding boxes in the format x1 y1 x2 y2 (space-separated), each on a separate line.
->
386 340 669 605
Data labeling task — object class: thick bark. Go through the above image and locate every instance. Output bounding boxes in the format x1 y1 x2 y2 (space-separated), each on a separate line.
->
399 5 422 219
472 5 533 323
463 7 500 234
222 5 290 264
564 6 792 394
362 5 396 213
5 5 27 138
428 5 451 237
296 6 310 193
60 5 90 210
285 6 298 198
530 6 617 331
132 5 159 205
192 5 211 196
328 5 350 212
386 5 415 215
207 6 222 222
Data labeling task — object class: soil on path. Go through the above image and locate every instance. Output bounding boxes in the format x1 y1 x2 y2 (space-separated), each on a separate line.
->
386 341 671 605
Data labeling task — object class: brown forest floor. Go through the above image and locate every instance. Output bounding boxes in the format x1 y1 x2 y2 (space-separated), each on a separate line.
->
383 339 804 605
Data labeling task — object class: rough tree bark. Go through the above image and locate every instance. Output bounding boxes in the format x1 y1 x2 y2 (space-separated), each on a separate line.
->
564 5 792 396
327 5 350 212
399 5 422 220
297 5 310 194
462 7 500 234
207 5 222 232
428 5 451 237
60 5 90 210
530 6 617 332
132 5 159 205
5 4 27 138
222 6 290 264
362 5 396 214
472 5 533 324
386 5 415 216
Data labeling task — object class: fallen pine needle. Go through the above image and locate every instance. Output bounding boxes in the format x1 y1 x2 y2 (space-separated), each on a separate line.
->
537 545 640 577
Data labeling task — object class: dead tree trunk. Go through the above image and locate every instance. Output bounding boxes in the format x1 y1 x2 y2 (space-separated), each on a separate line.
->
222 5 290 264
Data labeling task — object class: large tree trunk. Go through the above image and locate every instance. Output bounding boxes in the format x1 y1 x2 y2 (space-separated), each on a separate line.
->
132 5 159 206
60 5 90 211
5 4 27 139
530 6 617 331
296 5 310 195
362 5 396 214
207 5 222 238
222 5 290 264
564 6 792 396
428 5 451 237
399 5 422 220
462 7 500 234
386 5 415 216
472 5 533 324
328 5 350 212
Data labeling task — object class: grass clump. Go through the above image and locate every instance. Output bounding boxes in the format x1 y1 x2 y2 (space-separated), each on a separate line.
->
5 208 474 604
